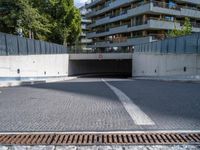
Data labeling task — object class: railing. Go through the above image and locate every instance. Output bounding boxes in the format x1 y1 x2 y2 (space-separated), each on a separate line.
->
87 0 200 27
0 32 67 56
134 32 200 54
68 48 132 54
152 1 200 12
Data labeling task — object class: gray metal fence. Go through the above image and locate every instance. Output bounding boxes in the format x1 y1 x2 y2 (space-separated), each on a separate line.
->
134 32 200 54
0 32 68 56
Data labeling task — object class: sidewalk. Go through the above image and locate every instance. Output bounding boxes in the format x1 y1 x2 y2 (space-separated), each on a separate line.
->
134 75 200 83
0 145 199 150
0 76 77 87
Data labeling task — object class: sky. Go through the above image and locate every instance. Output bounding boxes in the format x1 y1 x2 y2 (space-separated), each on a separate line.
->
75 0 88 8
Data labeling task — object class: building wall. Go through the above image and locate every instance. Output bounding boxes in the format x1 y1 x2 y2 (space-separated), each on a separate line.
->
69 53 132 60
0 54 69 79
86 0 200 51
132 53 200 77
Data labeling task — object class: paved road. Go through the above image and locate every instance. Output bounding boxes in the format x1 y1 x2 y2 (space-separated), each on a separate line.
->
0 78 200 132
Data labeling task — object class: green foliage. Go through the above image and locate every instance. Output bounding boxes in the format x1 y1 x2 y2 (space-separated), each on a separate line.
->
0 0 82 45
0 0 52 40
167 17 192 38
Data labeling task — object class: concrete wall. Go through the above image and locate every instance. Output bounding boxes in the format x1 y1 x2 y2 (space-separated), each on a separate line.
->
68 60 132 76
69 53 132 60
132 53 200 77
0 54 69 80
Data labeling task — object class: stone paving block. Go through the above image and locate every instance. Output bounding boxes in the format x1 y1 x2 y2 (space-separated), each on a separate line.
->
56 146 77 150
0 78 200 132
27 146 55 150
0 146 9 150
9 146 27 150
1 145 200 150
97 146 123 150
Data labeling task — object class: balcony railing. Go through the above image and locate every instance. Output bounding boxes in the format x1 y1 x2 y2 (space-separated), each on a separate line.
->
87 0 200 23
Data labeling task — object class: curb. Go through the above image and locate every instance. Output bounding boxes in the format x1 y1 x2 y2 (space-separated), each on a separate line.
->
0 77 78 88
134 76 200 83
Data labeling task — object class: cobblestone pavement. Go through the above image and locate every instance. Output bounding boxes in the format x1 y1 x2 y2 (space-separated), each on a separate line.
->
0 145 200 150
0 78 199 132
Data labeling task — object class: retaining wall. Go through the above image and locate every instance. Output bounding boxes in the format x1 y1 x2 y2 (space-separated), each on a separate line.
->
132 53 200 77
0 54 69 80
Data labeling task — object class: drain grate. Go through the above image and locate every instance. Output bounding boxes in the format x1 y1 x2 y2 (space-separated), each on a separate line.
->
0 133 199 145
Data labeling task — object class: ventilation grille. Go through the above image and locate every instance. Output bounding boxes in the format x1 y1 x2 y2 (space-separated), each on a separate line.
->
0 133 199 145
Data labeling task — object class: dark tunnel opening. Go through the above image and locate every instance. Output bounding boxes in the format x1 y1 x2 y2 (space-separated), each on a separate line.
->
68 59 132 78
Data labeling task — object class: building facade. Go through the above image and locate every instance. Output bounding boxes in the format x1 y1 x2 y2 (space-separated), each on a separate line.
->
78 6 93 52
85 0 200 52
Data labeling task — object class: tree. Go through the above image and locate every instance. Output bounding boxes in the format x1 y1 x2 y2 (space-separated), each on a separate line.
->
0 0 82 45
182 17 192 35
43 0 82 46
0 0 52 40
167 17 192 38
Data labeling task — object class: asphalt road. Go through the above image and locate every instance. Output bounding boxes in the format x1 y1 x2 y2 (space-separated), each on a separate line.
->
0 78 200 132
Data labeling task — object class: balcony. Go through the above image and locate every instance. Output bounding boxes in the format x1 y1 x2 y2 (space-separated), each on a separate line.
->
151 1 200 18
87 25 128 38
88 36 153 48
81 39 93 44
87 1 200 28
179 0 200 5
85 0 102 9
87 17 200 39
86 0 130 18
88 2 151 28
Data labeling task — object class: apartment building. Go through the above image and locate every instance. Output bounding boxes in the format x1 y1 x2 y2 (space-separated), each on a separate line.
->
78 6 93 52
85 0 200 52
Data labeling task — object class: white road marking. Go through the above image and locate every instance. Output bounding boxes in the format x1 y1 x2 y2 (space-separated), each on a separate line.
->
102 79 155 126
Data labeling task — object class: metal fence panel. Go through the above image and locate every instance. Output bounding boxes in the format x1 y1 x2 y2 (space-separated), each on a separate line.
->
53 43 56 53
56 45 59 53
175 36 185 54
35 40 41 54
53 44 57 54
156 40 162 53
137 45 140 52
134 45 138 52
61 46 64 53
45 42 50 54
27 39 35 54
152 42 157 52
18 37 28 55
0 32 68 56
142 44 145 52
161 40 168 53
40 41 46 54
6 34 18 55
148 42 151 52
0 33 7 55
198 37 200 54
48 42 52 54
56 45 58 53
185 34 198 54
144 43 148 52
168 38 176 53
64 47 68 53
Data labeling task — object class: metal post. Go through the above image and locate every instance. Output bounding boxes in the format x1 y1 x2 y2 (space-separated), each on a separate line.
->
174 37 177 54
17 37 20 55
5 34 8 55
26 39 29 55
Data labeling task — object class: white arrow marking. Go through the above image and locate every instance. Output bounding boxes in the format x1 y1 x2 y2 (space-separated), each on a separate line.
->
102 79 155 126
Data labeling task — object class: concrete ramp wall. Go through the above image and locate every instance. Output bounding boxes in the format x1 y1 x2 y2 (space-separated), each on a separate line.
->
133 53 200 77
0 54 69 80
